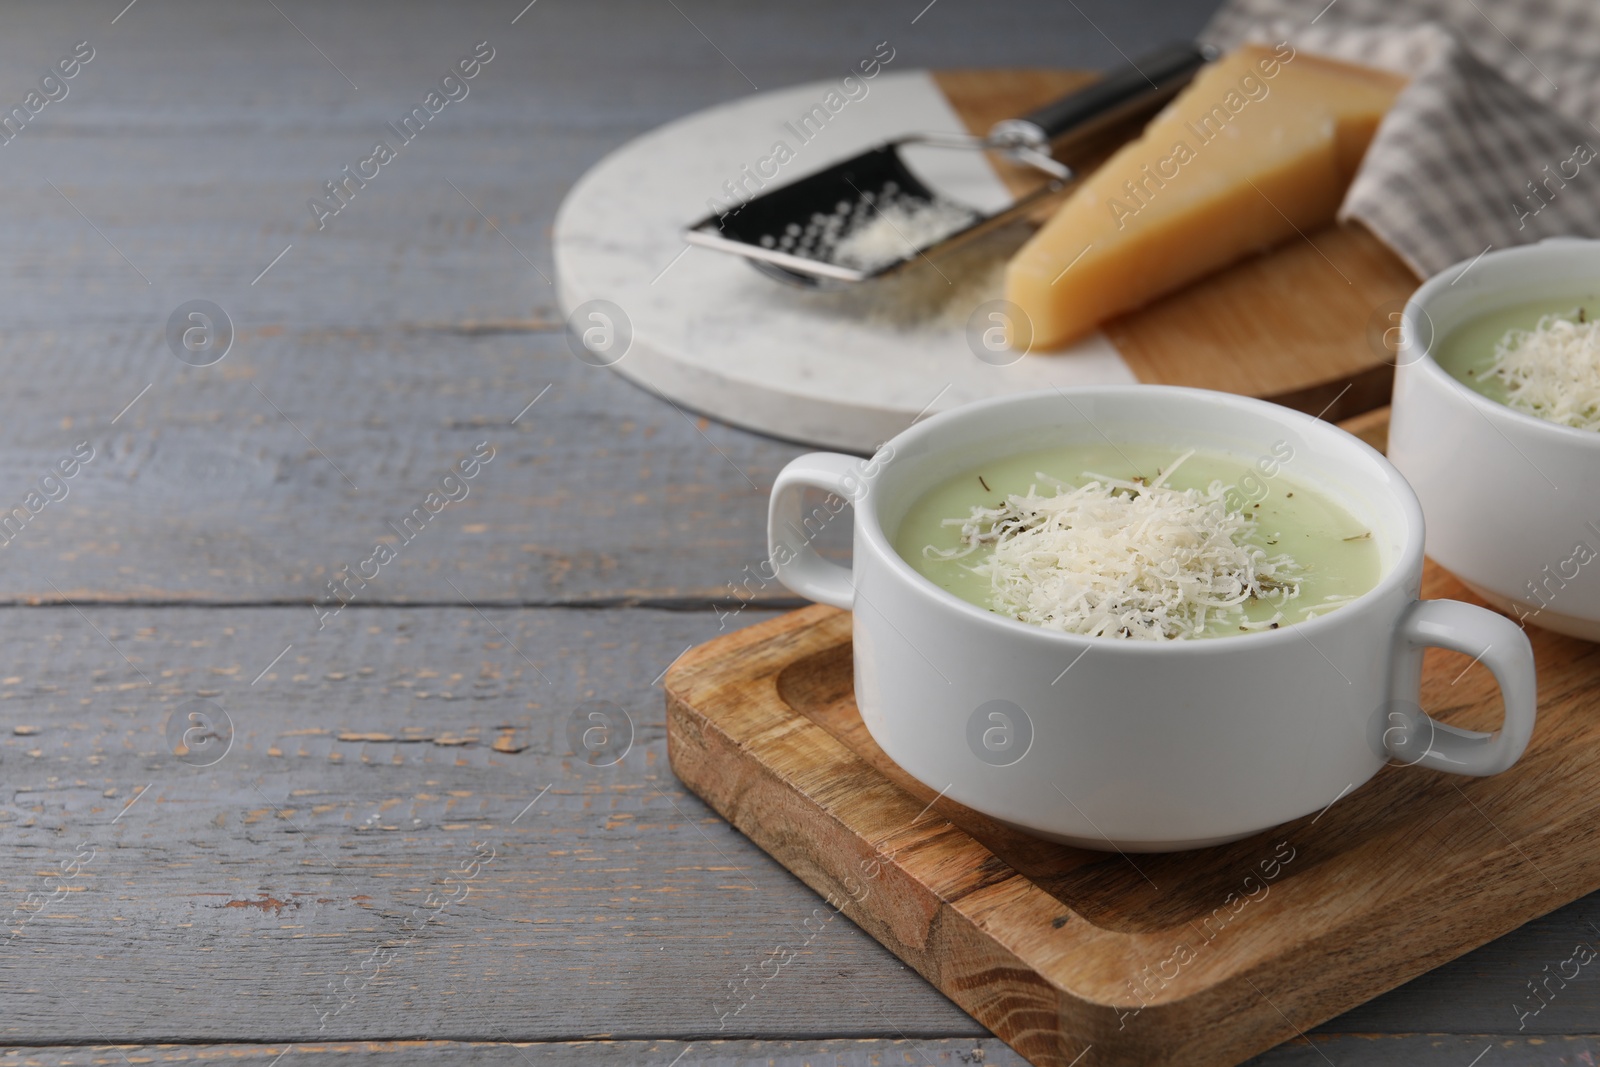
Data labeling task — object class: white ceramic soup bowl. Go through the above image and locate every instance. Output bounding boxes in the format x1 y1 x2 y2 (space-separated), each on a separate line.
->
1389 238 1600 641
768 386 1535 851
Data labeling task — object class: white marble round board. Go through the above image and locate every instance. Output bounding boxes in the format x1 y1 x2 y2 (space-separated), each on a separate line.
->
553 70 1139 454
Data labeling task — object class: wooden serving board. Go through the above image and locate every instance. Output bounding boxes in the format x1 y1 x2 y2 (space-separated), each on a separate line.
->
935 69 1423 422
664 411 1600 1067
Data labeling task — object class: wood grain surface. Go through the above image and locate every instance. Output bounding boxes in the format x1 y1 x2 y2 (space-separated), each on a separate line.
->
1 1 1594 1065
935 69 1419 423
667 565 1600 1066
5 1035 1599 1066
0 605 980 1043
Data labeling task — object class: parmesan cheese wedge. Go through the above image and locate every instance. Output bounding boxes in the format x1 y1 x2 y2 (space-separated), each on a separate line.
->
1005 44 1404 350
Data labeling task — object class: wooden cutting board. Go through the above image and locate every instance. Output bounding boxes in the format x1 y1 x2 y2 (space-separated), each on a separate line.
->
935 70 1422 421
663 416 1600 1067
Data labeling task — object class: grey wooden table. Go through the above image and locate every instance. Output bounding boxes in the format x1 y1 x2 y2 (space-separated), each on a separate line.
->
0 2 1595 1065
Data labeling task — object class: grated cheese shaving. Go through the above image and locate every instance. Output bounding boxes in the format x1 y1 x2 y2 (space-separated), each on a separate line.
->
925 451 1302 640
831 198 977 272
1301 593 1356 619
1489 310 1600 432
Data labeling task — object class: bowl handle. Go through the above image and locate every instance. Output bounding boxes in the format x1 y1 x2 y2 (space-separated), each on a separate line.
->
767 453 862 611
1383 599 1537 776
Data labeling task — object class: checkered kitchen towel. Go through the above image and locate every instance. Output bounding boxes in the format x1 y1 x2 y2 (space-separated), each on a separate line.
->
1204 0 1600 276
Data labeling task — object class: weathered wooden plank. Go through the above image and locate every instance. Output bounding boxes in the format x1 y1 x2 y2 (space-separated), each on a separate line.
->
0 1034 1595 1066
1 604 1598 1050
0 327 820 605
0 1040 1024 1067
0 605 984 1042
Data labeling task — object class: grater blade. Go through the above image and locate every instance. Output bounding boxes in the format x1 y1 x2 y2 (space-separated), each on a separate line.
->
684 139 1063 289
685 142 990 287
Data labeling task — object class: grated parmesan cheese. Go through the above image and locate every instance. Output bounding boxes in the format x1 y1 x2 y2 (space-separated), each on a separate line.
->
1489 310 1600 432
831 198 977 272
925 451 1302 640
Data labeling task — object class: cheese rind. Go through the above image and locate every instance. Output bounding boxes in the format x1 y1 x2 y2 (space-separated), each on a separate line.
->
1005 45 1404 350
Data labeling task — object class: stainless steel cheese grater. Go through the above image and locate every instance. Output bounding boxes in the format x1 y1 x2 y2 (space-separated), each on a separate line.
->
683 42 1214 289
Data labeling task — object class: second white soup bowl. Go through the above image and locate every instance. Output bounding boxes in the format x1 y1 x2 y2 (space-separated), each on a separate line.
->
768 387 1536 851
1388 237 1600 640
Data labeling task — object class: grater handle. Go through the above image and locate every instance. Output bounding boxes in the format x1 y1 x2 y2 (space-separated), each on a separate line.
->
988 41 1214 154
